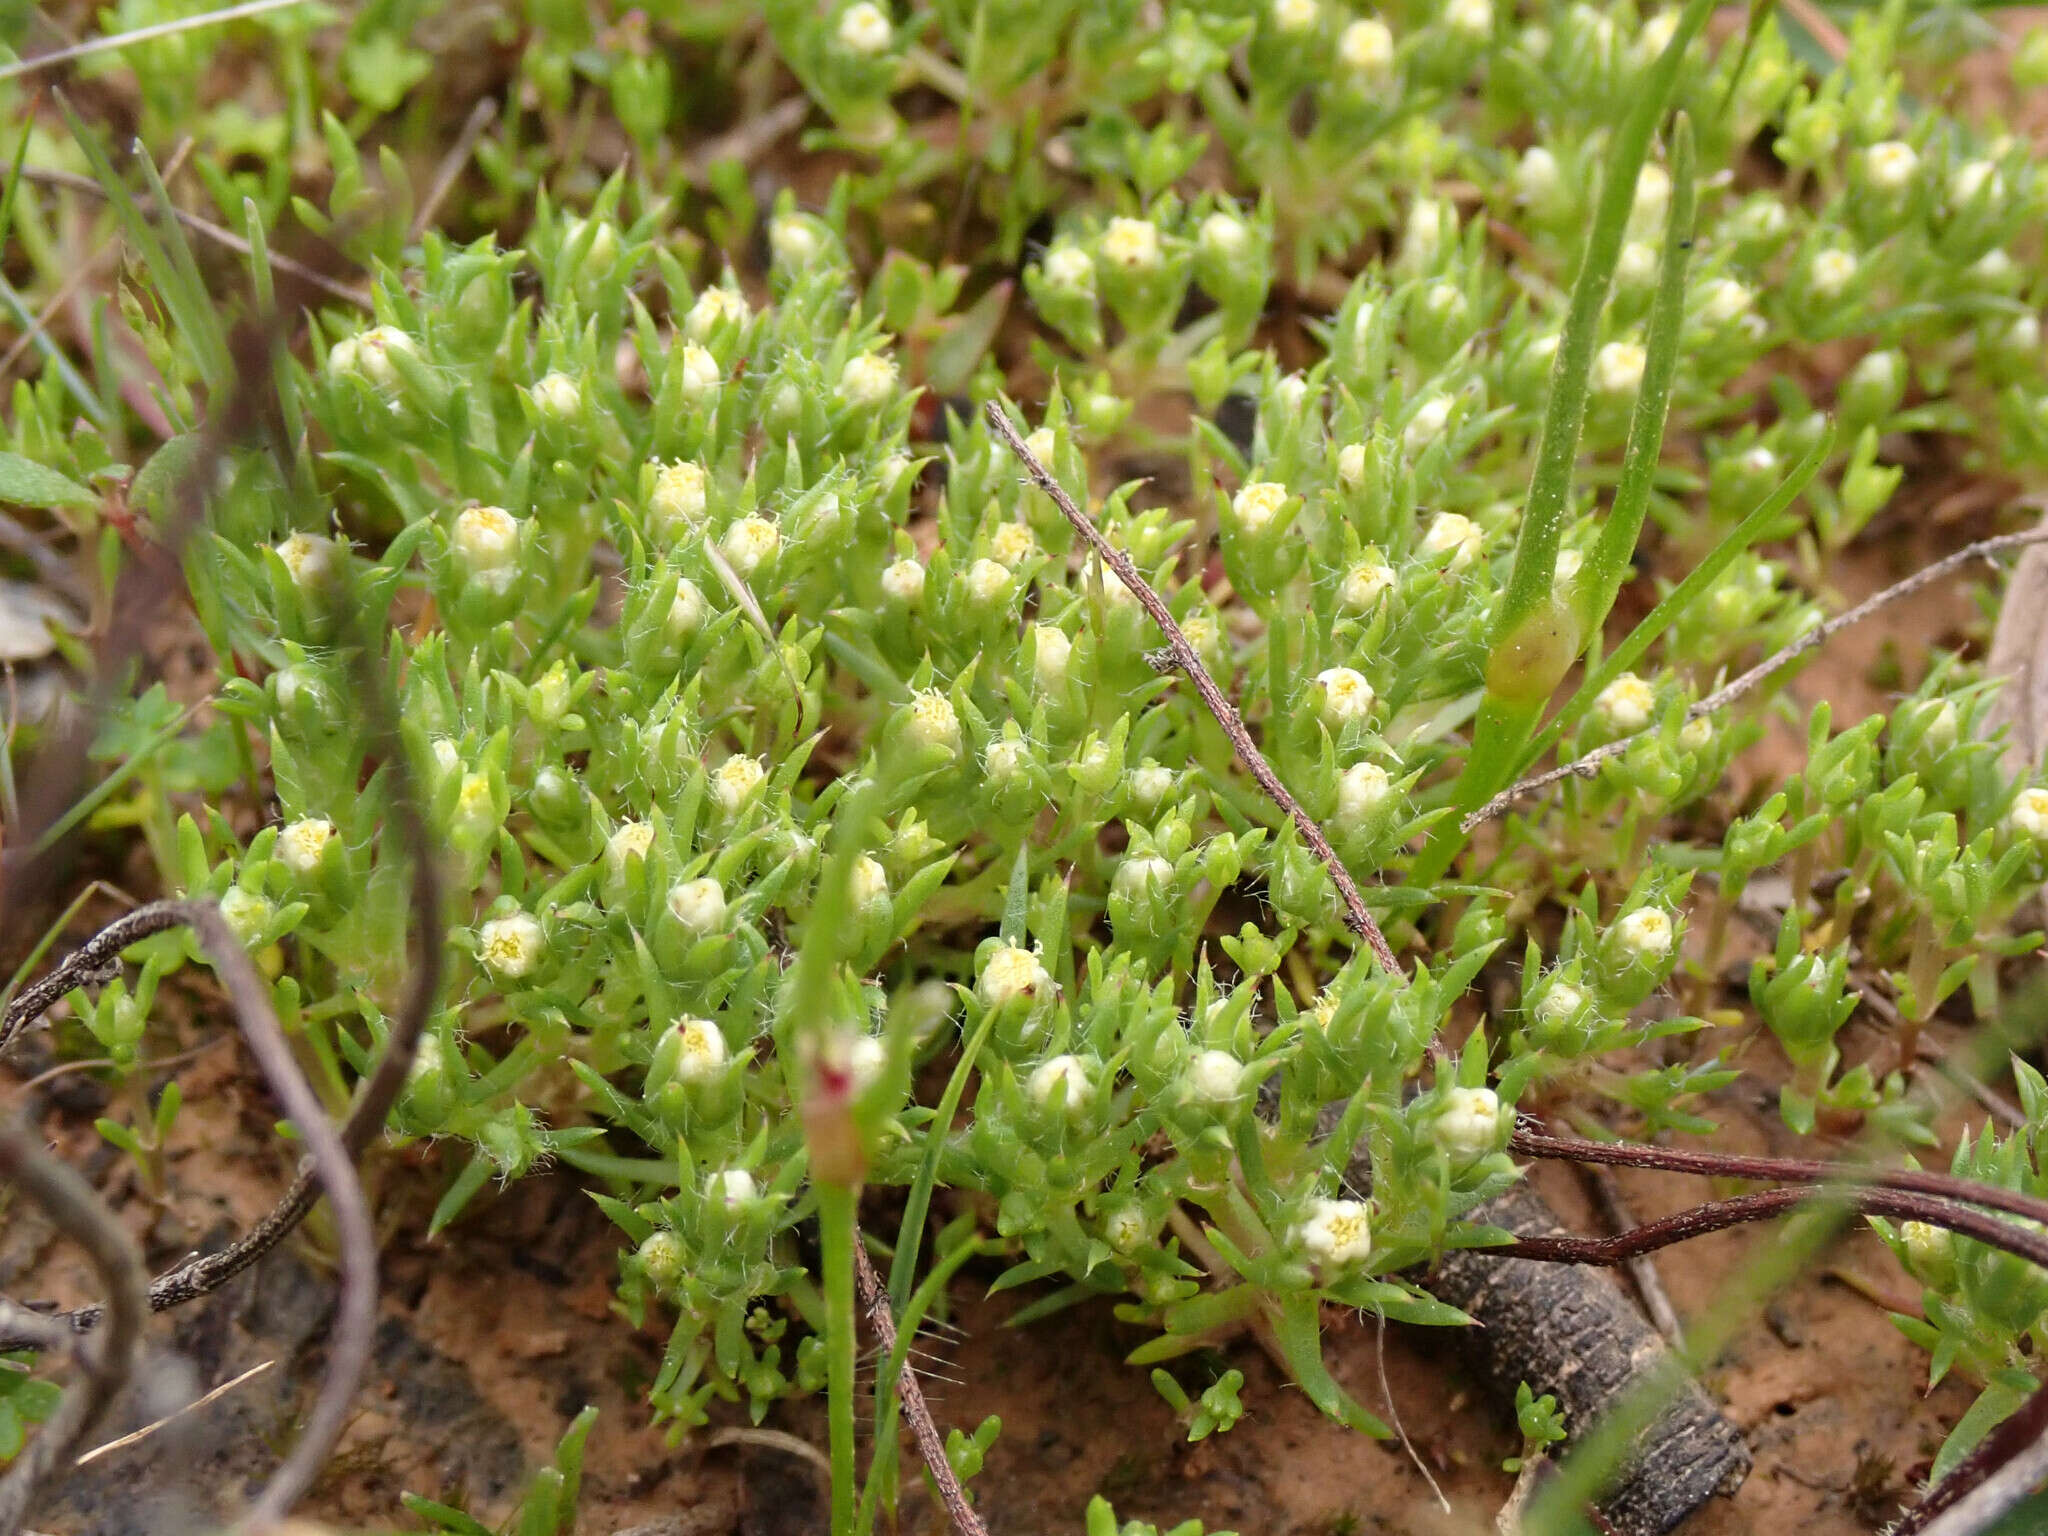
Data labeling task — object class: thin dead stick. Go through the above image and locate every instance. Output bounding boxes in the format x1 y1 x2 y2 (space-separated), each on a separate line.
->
850 1234 988 1536
175 900 372 1531
1465 525 2048 829
0 1120 147 1535
0 903 189 1061
18 166 368 308
703 1425 832 1478
1891 1377 2048 1536
0 0 313 82
1498 1185 2048 1273
409 96 499 240
1511 1125 2048 1229
74 1359 273 1467
985 401 1401 975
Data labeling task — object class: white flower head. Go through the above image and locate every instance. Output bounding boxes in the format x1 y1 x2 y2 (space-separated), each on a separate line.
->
836 0 892 54
967 557 1013 608
710 755 766 814
347 324 415 389
1042 244 1094 291
839 351 898 409
1698 278 1752 325
1900 1219 1954 1277
1535 980 1586 1030
1679 715 1712 752
770 215 823 267
2010 787 2048 842
1445 0 1491 37
452 505 521 576
478 911 546 979
1865 140 1919 194
979 944 1052 1010
1337 443 1368 488
1614 241 1658 290
1555 549 1584 583
1595 672 1656 733
1634 7 1678 61
1128 763 1176 812
989 521 1037 568
1401 199 1447 266
667 877 726 935
1271 0 1317 34
1421 511 1482 569
1614 907 1674 960
1231 481 1289 535
667 578 708 637
1516 146 1561 207
1951 158 2003 207
1185 1048 1244 1105
881 558 925 604
1808 248 1858 300
685 285 749 341
651 461 708 529
1104 1204 1150 1253
1199 211 1249 257
905 690 961 758
1295 1197 1372 1266
529 371 582 420
677 341 722 400
275 532 339 590
720 516 780 578
606 819 655 879
985 737 1031 783
638 1228 685 1289
669 1016 729 1082
1114 854 1174 901
1028 1054 1094 1114
219 886 273 946
1024 426 1057 465
1316 667 1375 726
1433 1086 1503 1162
706 1168 758 1207
1592 340 1647 397
1403 394 1455 451
278 818 336 876
1338 17 1393 76
1340 558 1395 611
1631 163 1671 227
1336 761 1394 824
1101 217 1162 271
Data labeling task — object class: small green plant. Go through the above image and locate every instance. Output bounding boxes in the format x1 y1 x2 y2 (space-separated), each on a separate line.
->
1503 1380 1569 1474
7 0 2048 1531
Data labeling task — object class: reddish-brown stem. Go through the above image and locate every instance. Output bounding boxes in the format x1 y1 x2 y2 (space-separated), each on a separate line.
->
1497 1185 2048 1275
1511 1126 2048 1230
1893 1377 2048 1535
984 402 1401 976
851 1232 989 1536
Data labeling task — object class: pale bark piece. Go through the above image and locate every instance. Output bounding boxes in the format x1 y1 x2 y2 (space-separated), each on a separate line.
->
1427 1183 1752 1536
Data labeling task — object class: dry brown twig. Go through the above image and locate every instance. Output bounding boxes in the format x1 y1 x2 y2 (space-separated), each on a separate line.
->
850 1234 987 1536
0 1119 147 1535
984 402 1401 975
1465 524 2048 830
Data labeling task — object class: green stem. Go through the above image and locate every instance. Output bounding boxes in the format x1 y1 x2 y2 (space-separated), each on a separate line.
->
819 1180 859 1536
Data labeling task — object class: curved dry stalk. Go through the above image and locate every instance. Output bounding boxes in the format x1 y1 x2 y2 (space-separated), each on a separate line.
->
0 903 190 1060
1498 1185 2048 1272
176 900 374 1530
1511 1125 2048 1230
1892 1378 2048 1536
850 1232 988 1536
0 0 314 82
1464 523 2048 830
984 401 1401 975
0 1119 147 1535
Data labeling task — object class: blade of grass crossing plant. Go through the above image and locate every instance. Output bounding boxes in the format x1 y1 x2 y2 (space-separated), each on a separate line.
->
0 113 34 262
243 197 306 454
1578 114 1697 645
887 1008 997 1311
1413 0 1714 887
819 1182 858 1536
1521 425 1834 775
57 95 230 392
0 275 109 427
